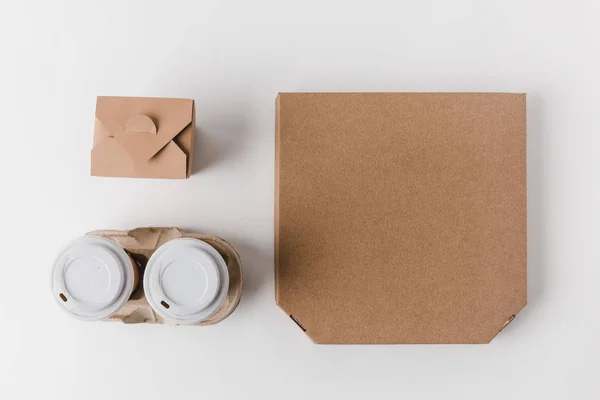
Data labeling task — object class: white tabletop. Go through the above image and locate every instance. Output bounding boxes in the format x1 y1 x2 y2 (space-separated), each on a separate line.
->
1 1 598 399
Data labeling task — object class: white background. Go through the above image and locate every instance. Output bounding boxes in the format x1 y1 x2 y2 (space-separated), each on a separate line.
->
0 0 598 399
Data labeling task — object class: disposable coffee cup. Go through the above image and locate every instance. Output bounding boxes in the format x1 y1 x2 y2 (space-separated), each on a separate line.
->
143 238 230 325
51 236 139 321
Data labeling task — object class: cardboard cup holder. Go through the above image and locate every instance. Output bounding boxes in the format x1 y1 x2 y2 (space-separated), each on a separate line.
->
53 227 242 325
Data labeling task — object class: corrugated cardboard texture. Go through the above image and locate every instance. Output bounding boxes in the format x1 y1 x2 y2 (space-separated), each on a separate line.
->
91 96 195 179
87 227 242 325
275 93 526 344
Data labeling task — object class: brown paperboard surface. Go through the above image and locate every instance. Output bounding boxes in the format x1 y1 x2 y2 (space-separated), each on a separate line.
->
275 93 527 344
91 96 195 179
87 227 242 325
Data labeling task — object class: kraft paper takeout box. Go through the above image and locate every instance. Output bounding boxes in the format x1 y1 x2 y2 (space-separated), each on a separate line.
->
91 96 195 179
87 227 243 325
275 92 527 344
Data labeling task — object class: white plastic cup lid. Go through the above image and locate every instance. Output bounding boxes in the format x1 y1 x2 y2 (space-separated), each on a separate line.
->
143 238 229 325
51 236 136 321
